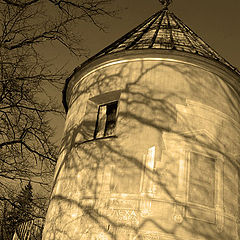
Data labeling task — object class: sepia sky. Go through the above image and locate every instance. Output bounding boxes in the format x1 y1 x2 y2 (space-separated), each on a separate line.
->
51 0 240 142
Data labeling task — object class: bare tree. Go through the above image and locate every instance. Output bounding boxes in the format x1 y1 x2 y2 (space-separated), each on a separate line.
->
0 0 117 234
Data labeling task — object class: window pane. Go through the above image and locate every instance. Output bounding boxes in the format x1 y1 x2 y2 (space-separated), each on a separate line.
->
104 101 118 136
188 152 215 208
81 100 98 141
94 105 107 138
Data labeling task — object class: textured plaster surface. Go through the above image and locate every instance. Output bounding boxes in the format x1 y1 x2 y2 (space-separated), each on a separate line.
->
43 58 240 240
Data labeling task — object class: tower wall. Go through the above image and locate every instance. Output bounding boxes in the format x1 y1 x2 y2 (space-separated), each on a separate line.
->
43 51 240 240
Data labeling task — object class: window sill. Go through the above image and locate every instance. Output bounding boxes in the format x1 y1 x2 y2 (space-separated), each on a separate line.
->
75 135 118 146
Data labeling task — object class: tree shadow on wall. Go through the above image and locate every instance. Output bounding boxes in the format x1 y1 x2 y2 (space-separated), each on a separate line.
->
43 61 240 240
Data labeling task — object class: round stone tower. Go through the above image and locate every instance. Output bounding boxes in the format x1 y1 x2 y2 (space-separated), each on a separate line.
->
43 3 240 240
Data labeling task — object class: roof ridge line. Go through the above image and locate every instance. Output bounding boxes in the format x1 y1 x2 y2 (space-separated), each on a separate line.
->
79 8 239 76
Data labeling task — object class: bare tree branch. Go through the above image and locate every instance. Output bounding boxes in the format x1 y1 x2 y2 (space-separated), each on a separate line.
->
0 1 117 237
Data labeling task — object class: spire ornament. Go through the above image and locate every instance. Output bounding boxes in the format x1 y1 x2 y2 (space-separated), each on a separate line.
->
158 0 172 9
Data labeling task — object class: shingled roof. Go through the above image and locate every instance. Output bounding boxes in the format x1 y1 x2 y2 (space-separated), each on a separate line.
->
82 7 239 75
63 6 239 112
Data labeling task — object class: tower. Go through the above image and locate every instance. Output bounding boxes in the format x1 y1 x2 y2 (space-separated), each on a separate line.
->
43 2 240 240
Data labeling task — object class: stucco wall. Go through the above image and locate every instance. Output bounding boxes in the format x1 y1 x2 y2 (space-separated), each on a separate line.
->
43 55 240 240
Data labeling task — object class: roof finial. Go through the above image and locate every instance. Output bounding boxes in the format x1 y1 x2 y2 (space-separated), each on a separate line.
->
158 0 172 9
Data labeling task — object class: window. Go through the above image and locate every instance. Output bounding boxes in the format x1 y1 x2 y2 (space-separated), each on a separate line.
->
94 101 118 139
188 152 215 208
82 90 121 141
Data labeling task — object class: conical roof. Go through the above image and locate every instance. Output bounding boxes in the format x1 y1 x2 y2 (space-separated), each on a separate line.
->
82 8 239 75
63 7 239 112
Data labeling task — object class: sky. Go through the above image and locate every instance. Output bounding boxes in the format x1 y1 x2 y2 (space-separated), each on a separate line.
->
51 0 240 143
